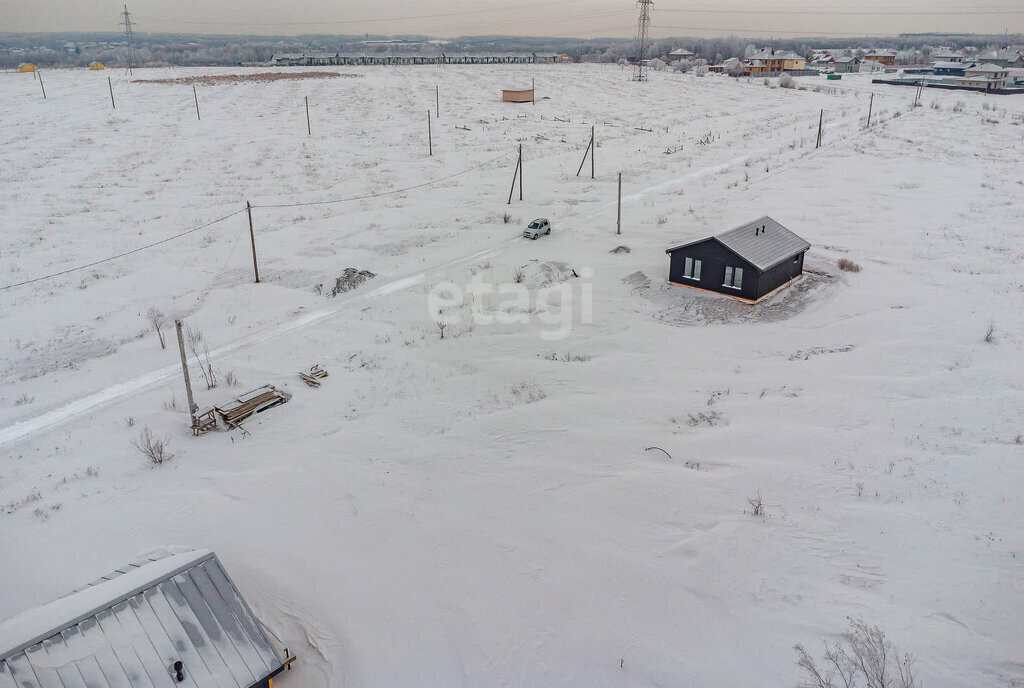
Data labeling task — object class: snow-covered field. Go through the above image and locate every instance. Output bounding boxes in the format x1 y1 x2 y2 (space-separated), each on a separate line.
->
1 63 1022 687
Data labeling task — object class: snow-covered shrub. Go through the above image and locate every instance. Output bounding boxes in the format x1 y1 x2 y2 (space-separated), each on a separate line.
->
837 258 861 272
779 73 795 89
794 618 919 688
648 58 667 71
694 65 708 77
132 427 174 465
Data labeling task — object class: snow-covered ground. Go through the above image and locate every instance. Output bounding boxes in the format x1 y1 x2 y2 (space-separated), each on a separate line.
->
1 64 1022 687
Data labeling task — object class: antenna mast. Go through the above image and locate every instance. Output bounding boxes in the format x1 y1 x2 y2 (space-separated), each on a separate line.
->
632 0 653 82
121 5 137 76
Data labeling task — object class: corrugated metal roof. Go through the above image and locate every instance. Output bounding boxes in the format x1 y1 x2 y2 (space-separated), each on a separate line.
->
666 216 810 272
0 549 283 688
715 217 810 271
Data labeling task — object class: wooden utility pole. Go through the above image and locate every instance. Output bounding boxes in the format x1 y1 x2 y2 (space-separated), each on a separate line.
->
617 172 622 235
532 77 535 105
305 96 311 135
193 85 200 120
38 72 46 99
576 127 595 177
108 76 115 109
507 145 523 204
436 85 440 118
246 202 260 283
816 109 823 148
866 93 873 127
427 110 432 155
175 319 198 420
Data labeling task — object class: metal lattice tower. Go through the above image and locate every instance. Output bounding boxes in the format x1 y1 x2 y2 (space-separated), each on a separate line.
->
632 0 653 82
121 4 137 76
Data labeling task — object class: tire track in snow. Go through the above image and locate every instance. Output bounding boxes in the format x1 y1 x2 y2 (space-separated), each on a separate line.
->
0 111 865 449
0 242 510 449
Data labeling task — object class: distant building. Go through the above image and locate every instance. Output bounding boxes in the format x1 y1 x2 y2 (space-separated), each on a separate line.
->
833 56 861 73
931 48 965 63
933 61 971 76
960 63 1010 90
975 49 1024 68
88 61 105 70
747 48 806 71
0 549 295 688
17 63 38 72
557 54 574 63
667 48 695 63
666 216 810 303
865 49 897 66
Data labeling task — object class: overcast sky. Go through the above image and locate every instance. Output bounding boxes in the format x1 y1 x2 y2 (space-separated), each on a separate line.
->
5 0 1023 38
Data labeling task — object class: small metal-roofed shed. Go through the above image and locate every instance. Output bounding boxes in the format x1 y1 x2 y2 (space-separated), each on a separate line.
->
0 548 293 688
666 216 810 303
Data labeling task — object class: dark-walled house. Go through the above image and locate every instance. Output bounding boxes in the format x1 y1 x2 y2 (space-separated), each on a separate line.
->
666 216 810 303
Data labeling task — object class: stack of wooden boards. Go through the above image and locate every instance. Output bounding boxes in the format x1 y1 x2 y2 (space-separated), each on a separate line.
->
214 385 292 429
299 364 329 387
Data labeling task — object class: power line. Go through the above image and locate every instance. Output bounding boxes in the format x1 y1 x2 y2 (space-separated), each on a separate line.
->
0 208 246 292
252 150 515 210
659 7 1024 15
1 151 517 291
652 24 930 37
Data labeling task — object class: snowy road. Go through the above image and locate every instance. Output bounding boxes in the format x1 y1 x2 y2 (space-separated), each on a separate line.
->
0 110 863 450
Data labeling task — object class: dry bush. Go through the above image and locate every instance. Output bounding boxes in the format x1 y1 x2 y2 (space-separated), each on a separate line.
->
131 427 174 465
794 618 918 688
837 258 862 273
437 321 447 339
747 492 766 517
514 269 526 284
223 370 240 387
984 323 996 343
185 323 217 389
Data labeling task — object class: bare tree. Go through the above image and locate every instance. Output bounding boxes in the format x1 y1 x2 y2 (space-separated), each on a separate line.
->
184 323 217 389
147 307 167 349
131 427 174 465
437 320 447 339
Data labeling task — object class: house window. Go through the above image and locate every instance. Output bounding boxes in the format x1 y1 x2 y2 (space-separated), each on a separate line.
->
683 257 702 280
723 266 743 289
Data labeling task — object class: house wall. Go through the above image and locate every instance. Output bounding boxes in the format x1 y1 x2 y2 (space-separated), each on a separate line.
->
757 252 806 298
668 239 760 301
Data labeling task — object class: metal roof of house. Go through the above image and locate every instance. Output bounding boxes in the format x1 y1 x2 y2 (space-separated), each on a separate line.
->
666 216 810 271
0 549 284 688
965 63 1008 73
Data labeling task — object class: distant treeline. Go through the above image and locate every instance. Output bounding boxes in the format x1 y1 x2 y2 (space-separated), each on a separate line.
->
1 31 1021 69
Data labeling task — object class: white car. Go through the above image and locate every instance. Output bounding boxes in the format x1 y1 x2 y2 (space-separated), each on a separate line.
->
523 218 551 240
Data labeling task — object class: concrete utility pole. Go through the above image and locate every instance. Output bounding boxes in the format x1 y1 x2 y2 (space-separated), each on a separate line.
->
175 320 198 419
